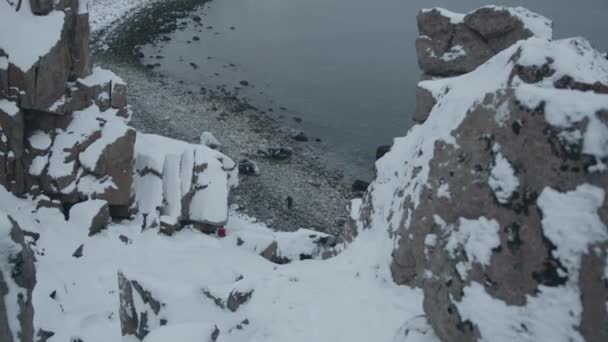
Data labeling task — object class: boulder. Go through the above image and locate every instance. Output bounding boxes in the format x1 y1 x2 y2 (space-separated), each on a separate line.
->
416 7 552 77
355 33 608 342
0 214 36 342
238 159 260 176
199 131 221 150
69 199 110 236
226 288 254 312
118 271 166 341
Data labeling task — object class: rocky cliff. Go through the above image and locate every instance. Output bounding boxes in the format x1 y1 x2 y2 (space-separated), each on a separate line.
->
0 1 238 339
353 6 608 342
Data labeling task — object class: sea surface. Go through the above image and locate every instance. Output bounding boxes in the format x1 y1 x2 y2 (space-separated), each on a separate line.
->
142 0 608 179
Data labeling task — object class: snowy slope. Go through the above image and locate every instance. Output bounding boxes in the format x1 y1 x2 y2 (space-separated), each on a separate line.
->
0 187 427 342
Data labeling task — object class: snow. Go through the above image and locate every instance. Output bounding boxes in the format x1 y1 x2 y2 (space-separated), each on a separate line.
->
0 186 425 342
537 184 607 277
445 217 500 278
144 323 218 342
200 131 221 150
69 199 107 228
0 1 65 72
0 212 23 342
0 56 8 70
456 282 584 342
488 153 519 204
482 6 553 40
440 45 466 62
0 99 19 116
515 84 608 160
436 183 450 199
78 66 125 87
421 8 464 24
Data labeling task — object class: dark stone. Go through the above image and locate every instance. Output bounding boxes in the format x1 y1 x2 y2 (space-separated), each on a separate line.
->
72 244 84 258
238 159 259 176
376 145 391 160
239 80 249 86
227 288 254 312
352 180 370 192
293 132 308 142
257 148 293 161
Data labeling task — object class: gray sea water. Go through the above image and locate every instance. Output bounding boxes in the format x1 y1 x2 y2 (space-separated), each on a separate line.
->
142 0 608 179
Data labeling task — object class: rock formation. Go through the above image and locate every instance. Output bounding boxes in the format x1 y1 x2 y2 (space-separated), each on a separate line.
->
118 271 167 341
0 214 36 342
414 6 552 122
355 7 608 342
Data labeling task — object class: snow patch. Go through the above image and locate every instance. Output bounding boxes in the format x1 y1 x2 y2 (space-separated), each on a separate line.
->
488 153 519 204
0 99 19 116
0 1 65 72
537 184 607 277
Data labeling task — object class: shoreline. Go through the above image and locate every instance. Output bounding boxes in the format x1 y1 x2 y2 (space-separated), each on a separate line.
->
91 0 358 234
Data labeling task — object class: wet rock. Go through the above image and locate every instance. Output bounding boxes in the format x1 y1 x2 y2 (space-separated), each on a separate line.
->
192 36 200 41
238 159 260 176
293 132 308 142
118 271 166 341
257 147 293 161
189 62 199 70
239 80 249 86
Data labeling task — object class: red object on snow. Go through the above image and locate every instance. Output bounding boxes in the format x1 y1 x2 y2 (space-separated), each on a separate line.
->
218 226 226 238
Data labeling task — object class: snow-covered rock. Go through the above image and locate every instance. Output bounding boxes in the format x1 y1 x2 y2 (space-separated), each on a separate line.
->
354 11 608 342
69 199 110 236
0 213 36 342
200 131 222 150
134 133 238 231
414 6 553 123
118 271 167 341
417 6 552 77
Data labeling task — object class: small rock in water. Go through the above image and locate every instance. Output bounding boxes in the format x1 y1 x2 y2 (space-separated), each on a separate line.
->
257 147 293 161
376 145 391 160
352 180 370 192
239 80 249 86
293 117 302 123
192 15 202 22
315 138 322 142
190 62 199 69
200 131 222 150
207 26 214 29
193 36 200 41
238 159 260 176
230 26 236 30
293 132 308 142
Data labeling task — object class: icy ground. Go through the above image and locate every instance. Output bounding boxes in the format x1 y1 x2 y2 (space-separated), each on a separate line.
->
0 188 430 342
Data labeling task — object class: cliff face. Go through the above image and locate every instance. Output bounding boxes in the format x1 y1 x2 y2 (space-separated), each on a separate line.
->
353 7 608 342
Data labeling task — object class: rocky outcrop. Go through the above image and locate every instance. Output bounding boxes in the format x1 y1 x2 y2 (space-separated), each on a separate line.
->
118 271 167 341
413 6 552 122
0 1 135 215
134 133 238 232
0 214 36 342
354 9 608 342
69 199 110 235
